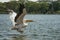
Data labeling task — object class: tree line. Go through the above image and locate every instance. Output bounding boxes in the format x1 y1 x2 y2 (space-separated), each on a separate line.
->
0 1 60 14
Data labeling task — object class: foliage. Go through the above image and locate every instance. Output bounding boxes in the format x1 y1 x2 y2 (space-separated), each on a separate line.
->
0 1 60 14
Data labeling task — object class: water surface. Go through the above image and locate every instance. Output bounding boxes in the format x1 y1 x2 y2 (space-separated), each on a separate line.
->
0 14 60 40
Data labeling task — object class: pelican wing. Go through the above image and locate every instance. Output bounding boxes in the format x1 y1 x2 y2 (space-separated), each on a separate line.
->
9 11 17 26
16 8 27 24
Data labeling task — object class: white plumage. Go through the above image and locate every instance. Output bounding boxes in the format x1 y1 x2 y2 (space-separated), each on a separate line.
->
9 10 28 27
9 10 17 26
8 9 28 32
8 9 33 32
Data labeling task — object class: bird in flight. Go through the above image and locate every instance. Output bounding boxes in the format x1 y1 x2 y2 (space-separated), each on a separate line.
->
7 4 33 33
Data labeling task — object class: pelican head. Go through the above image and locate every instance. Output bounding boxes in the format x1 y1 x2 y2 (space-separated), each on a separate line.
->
7 9 14 13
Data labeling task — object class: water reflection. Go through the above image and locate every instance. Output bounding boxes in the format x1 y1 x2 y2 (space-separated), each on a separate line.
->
10 34 39 40
11 35 27 40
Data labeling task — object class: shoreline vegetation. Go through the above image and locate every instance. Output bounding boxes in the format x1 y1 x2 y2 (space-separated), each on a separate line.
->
0 1 60 14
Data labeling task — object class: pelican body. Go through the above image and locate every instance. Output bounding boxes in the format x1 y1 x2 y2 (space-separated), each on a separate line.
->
8 4 33 33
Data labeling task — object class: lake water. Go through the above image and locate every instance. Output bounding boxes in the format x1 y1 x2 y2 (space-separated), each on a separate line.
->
0 14 60 40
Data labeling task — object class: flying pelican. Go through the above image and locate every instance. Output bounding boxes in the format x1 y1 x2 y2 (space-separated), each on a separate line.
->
8 4 33 33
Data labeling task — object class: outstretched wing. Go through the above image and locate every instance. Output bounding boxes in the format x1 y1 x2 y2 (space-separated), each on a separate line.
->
16 8 27 24
9 11 17 26
11 8 27 32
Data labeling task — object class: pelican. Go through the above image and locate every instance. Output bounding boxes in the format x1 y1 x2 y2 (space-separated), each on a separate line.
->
8 4 33 33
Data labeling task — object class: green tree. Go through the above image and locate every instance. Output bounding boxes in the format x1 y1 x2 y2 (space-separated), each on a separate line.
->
39 2 49 14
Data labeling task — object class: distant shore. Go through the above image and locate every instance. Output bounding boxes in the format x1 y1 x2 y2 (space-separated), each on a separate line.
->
0 1 60 14
0 12 8 14
0 12 60 15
